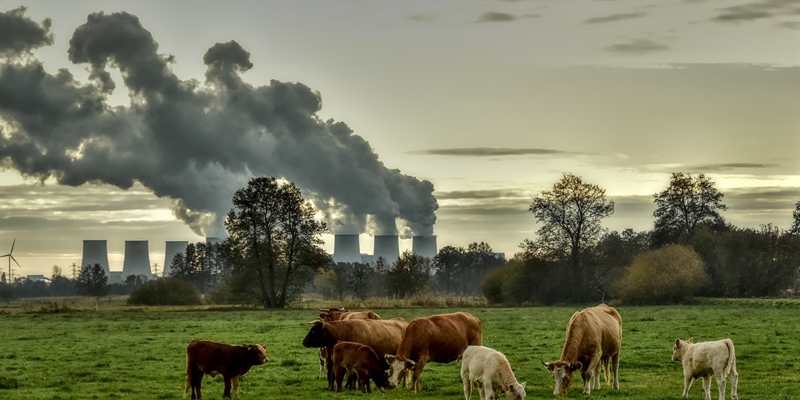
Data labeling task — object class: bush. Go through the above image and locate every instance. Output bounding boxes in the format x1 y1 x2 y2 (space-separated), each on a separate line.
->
616 245 707 304
126 278 202 306
481 267 509 304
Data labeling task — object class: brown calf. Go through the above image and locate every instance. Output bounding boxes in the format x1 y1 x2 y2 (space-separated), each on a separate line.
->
332 341 392 393
184 339 269 399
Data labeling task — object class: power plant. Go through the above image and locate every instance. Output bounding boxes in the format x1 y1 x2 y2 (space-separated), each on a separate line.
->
81 240 110 274
412 235 438 259
373 235 400 264
122 240 152 277
333 235 361 264
163 241 188 277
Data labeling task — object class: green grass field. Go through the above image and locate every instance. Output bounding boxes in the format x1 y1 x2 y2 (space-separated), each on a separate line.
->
1 301 798 399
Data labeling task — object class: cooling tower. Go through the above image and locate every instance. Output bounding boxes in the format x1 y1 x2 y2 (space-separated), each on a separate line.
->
81 240 110 274
412 235 438 259
163 241 188 277
122 240 151 277
206 237 223 246
373 235 400 264
333 234 361 264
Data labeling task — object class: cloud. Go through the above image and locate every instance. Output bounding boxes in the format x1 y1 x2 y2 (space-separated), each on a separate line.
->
777 20 800 29
584 12 647 24
408 14 436 22
712 0 799 23
435 189 528 200
409 147 581 157
604 38 670 54
474 12 540 23
0 6 54 56
679 163 782 172
0 9 438 238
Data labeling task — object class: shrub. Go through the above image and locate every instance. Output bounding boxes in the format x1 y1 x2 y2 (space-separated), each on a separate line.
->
481 266 508 304
126 278 202 306
616 244 707 304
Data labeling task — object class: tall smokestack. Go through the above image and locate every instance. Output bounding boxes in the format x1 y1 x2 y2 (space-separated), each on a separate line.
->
373 235 400 264
81 240 110 274
122 240 151 277
412 235 438 259
333 235 361 264
163 241 188 277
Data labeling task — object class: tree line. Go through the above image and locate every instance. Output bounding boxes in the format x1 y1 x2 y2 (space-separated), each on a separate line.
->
2 173 798 306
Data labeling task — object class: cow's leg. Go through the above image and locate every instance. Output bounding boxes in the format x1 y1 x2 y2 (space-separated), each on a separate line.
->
482 378 495 400
682 373 693 398
612 352 620 390
326 349 334 390
223 376 232 398
701 376 712 400
592 362 601 390
476 381 485 400
334 367 344 392
461 368 471 400
729 358 738 400
715 372 727 400
411 357 429 393
583 355 601 394
231 376 240 399
192 370 204 400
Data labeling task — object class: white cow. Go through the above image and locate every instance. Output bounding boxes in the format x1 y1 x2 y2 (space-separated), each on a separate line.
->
672 338 738 400
461 345 526 400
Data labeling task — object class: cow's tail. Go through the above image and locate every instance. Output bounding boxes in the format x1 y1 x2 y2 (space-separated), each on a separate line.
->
184 352 191 398
723 339 735 378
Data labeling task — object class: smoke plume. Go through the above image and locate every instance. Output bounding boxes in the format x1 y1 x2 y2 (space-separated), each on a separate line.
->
0 9 438 237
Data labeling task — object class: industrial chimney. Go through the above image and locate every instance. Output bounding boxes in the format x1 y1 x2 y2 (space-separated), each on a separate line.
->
122 240 152 277
81 240 110 274
333 234 361 264
412 235 438 259
163 241 188 277
373 235 400 264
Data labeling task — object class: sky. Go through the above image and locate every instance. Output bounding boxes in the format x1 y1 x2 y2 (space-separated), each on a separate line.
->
0 0 798 278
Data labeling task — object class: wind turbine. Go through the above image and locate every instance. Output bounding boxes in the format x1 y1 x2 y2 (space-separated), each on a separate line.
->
1 239 21 281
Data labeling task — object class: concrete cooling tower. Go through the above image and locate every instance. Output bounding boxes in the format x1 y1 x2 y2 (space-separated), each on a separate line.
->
412 235 438 259
81 240 110 274
333 234 361 264
122 240 151 277
373 235 400 264
163 241 188 277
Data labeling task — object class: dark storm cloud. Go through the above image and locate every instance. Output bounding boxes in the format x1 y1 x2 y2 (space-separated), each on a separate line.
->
0 6 54 56
435 189 527 200
584 12 647 24
604 38 670 54
712 0 799 22
0 9 438 238
409 147 579 157
474 12 540 23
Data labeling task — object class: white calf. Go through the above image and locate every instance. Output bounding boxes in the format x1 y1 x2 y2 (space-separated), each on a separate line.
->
461 345 526 400
672 338 738 400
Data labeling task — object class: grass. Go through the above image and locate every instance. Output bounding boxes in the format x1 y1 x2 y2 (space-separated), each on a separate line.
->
0 301 798 399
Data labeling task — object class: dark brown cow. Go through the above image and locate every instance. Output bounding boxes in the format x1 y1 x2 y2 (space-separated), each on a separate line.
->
318 307 381 322
542 303 622 396
184 340 269 399
385 311 483 393
332 341 392 393
302 318 408 390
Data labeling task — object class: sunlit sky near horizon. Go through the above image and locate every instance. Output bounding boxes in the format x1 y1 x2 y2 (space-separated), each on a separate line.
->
1 0 798 278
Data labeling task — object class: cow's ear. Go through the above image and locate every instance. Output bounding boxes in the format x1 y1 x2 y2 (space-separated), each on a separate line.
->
520 382 526 389
385 354 395 363
687 337 693 343
570 362 583 371
542 361 555 372
675 338 681 347
405 359 416 368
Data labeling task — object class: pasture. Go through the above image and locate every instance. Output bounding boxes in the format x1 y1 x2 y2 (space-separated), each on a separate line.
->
1 301 798 399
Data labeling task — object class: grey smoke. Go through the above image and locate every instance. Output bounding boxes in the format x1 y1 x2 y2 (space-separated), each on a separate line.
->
0 6 54 56
0 9 438 238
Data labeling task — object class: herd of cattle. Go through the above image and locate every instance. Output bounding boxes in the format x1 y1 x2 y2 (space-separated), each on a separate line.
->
183 304 739 400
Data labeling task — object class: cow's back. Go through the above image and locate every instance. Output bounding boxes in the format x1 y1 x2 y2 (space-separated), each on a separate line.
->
404 312 482 363
562 305 621 361
331 319 407 357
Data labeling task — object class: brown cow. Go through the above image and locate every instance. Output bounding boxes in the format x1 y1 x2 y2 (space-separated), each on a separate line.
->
184 340 269 399
302 318 408 391
385 311 483 393
332 341 392 393
542 304 622 396
318 307 381 322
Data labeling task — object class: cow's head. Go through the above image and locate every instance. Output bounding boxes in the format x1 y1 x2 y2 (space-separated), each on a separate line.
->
302 320 332 348
384 354 415 389
672 338 692 362
246 344 269 365
318 307 349 321
505 382 526 400
372 369 392 393
542 360 582 395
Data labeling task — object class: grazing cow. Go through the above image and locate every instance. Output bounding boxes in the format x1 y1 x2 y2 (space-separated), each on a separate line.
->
332 341 392 393
184 340 269 399
461 345 526 400
318 307 381 322
302 318 408 390
385 311 483 393
542 303 622 395
672 338 738 400
318 347 328 379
